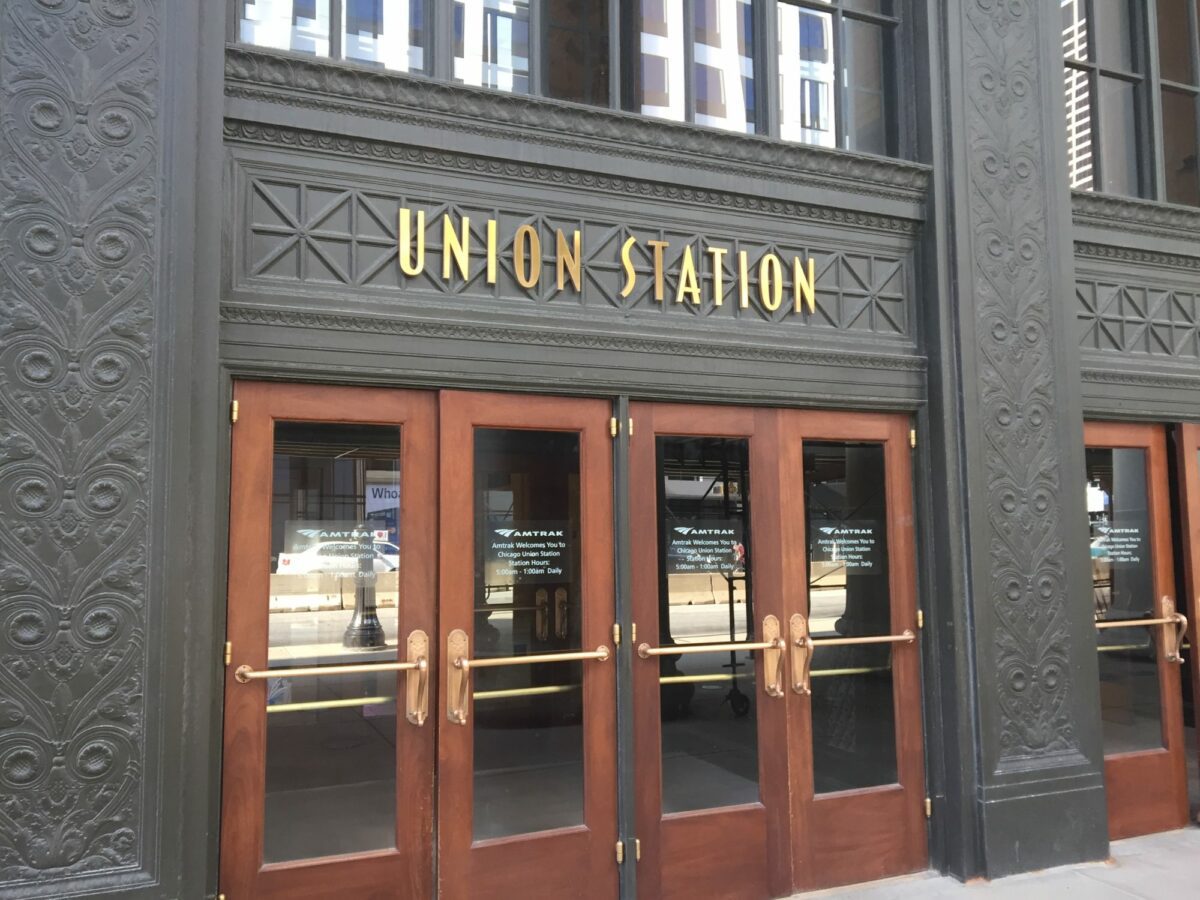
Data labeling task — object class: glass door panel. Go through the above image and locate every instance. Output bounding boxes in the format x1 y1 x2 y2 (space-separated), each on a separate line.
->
656 436 761 813
264 422 402 862
803 440 898 794
1084 422 1189 840
471 428 585 839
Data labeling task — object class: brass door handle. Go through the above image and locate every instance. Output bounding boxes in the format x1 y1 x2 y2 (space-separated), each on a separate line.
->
789 614 915 695
446 628 610 724
234 629 430 725
1095 597 1188 664
637 615 785 698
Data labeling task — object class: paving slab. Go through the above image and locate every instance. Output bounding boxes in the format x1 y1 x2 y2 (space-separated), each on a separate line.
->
795 826 1200 899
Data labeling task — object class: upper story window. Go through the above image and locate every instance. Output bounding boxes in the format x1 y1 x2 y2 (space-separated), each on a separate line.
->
237 0 908 159
1063 0 1200 206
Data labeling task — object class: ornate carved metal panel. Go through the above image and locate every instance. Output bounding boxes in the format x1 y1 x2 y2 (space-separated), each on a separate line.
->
0 0 160 892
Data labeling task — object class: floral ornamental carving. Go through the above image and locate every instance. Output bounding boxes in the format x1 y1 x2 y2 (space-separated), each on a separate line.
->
964 0 1080 760
0 0 156 886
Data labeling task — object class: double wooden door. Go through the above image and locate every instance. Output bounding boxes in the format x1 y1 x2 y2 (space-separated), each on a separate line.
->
219 384 617 899
1084 422 1190 838
630 404 926 898
218 384 927 899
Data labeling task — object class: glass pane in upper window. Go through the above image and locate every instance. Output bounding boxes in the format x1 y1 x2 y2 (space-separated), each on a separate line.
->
1094 0 1140 72
1065 65 1096 190
1162 88 1200 204
241 0 332 57
1157 0 1196 84
844 0 894 15
692 0 756 133
546 0 610 106
1098 75 1144 196
1061 0 1089 62
844 18 889 155
779 4 836 147
342 0 427 73
639 0 687 121
454 0 531 93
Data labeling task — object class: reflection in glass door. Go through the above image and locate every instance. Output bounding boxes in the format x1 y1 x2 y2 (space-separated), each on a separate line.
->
1084 422 1188 839
220 384 437 900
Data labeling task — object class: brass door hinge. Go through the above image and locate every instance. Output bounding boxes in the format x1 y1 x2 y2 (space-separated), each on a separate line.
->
223 641 232 666
230 400 239 424
610 417 620 438
631 622 637 643
924 797 932 819
909 428 917 449
613 623 621 646
628 418 634 437
917 610 924 630
634 838 641 861
615 840 625 864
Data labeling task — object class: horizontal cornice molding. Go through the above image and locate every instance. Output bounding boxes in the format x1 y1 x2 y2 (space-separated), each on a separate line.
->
224 120 922 237
224 46 930 210
1074 241 1200 271
219 303 927 373
1081 359 1200 391
1071 191 1200 242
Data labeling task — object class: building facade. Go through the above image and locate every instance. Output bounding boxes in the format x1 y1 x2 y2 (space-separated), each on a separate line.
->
0 1 1197 898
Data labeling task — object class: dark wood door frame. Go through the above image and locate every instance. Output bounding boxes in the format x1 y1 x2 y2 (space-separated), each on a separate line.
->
218 382 438 900
1086 421 1189 840
1175 423 1200 824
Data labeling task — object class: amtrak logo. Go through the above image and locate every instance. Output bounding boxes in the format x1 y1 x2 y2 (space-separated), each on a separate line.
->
818 526 872 536
495 528 565 538
674 526 736 536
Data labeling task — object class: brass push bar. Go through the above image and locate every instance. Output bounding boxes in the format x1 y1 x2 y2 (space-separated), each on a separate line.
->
636 615 786 698
1094 597 1188 663
789 613 915 695
235 629 431 725
446 628 610 724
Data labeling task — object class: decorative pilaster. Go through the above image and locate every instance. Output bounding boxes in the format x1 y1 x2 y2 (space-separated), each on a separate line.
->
932 0 1109 877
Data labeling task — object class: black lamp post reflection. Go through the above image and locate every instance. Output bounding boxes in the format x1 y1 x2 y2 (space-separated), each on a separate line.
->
343 525 387 649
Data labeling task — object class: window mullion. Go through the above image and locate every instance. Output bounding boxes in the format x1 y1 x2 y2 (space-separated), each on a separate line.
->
683 0 695 123
531 0 545 96
1144 0 1166 200
833 7 846 150
1088 65 1106 192
609 0 623 109
761 0 780 138
330 0 343 61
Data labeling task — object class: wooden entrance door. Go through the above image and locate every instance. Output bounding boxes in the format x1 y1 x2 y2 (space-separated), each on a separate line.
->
1175 423 1200 824
436 391 618 900
629 404 925 899
782 411 926 892
1085 422 1189 839
219 382 437 899
220 384 619 900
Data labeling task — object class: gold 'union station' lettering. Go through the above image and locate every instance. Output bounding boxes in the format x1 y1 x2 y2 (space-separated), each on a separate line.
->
398 207 817 315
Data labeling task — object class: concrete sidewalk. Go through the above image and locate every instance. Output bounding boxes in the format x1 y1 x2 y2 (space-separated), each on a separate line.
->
800 827 1200 898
